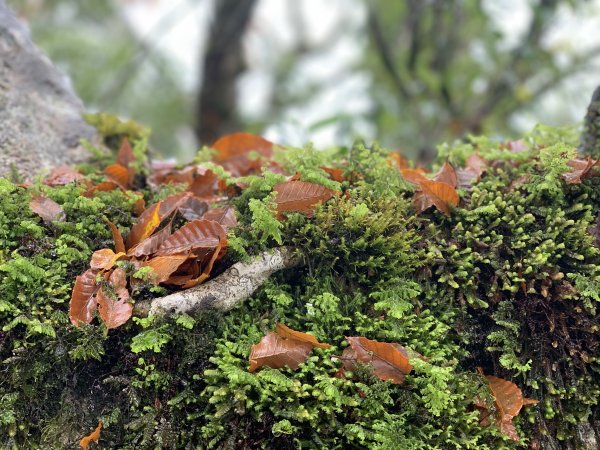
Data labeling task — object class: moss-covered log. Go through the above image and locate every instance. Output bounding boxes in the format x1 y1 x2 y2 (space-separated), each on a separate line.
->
1 100 600 449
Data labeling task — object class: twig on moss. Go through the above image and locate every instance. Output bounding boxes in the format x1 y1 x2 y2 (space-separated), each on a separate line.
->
134 247 304 318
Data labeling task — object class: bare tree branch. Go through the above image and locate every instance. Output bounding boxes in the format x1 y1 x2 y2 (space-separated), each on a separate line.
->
134 247 304 318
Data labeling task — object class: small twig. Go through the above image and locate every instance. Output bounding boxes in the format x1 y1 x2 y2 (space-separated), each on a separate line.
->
134 247 304 318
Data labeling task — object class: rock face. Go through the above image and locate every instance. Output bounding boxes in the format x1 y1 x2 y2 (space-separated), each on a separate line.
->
0 1 95 179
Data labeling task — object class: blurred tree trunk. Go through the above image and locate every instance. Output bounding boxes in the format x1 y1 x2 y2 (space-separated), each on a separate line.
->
195 0 257 145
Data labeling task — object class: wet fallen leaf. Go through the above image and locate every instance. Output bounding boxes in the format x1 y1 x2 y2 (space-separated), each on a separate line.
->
129 222 172 258
104 163 134 189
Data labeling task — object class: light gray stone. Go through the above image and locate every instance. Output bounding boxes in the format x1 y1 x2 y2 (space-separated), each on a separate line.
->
0 1 96 179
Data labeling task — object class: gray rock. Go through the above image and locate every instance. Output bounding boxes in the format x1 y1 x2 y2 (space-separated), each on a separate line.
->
0 1 96 179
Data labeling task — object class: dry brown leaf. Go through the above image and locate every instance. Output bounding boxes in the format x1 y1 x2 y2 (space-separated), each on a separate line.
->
128 223 172 258
90 248 125 271
212 132 274 176
155 219 226 256
414 180 459 216
126 202 162 250
486 375 538 441
142 254 189 284
104 163 134 189
80 420 102 450
117 137 135 167
106 220 126 254
30 195 65 222
273 181 338 218
400 168 428 185
561 156 600 185
249 332 313 373
180 243 224 289
69 269 100 326
322 167 345 182
177 196 209 221
275 323 331 349
97 268 132 329
202 206 237 230
342 336 416 384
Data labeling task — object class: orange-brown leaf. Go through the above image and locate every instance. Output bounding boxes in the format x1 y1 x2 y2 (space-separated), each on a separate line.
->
249 332 313 373
273 181 338 217
486 375 538 441
69 269 100 326
432 161 458 187
275 323 331 349
415 180 459 216
188 168 221 200
43 165 85 186
142 254 189 284
387 152 409 170
106 220 126 254
128 223 172 258
343 336 415 384
126 202 162 250
155 219 226 256
401 168 429 185
80 420 102 450
117 137 135 167
90 248 126 271
212 132 274 176
159 191 194 219
180 243 223 289
104 163 134 189
322 167 345 182
30 195 65 222
97 286 132 329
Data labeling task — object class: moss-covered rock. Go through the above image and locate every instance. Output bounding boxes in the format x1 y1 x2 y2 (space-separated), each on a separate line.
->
0 123 598 449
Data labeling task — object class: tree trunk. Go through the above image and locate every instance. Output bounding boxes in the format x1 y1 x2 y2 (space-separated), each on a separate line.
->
195 0 257 145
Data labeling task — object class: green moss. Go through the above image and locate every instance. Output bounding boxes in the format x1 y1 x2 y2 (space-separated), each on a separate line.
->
1 124 599 449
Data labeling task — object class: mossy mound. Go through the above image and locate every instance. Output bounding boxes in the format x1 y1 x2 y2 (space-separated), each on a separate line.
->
0 122 598 449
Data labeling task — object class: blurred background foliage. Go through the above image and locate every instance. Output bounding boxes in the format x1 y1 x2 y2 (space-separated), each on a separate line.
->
10 0 600 161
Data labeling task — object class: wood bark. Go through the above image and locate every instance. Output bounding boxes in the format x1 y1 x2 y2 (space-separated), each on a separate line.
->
134 247 303 317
